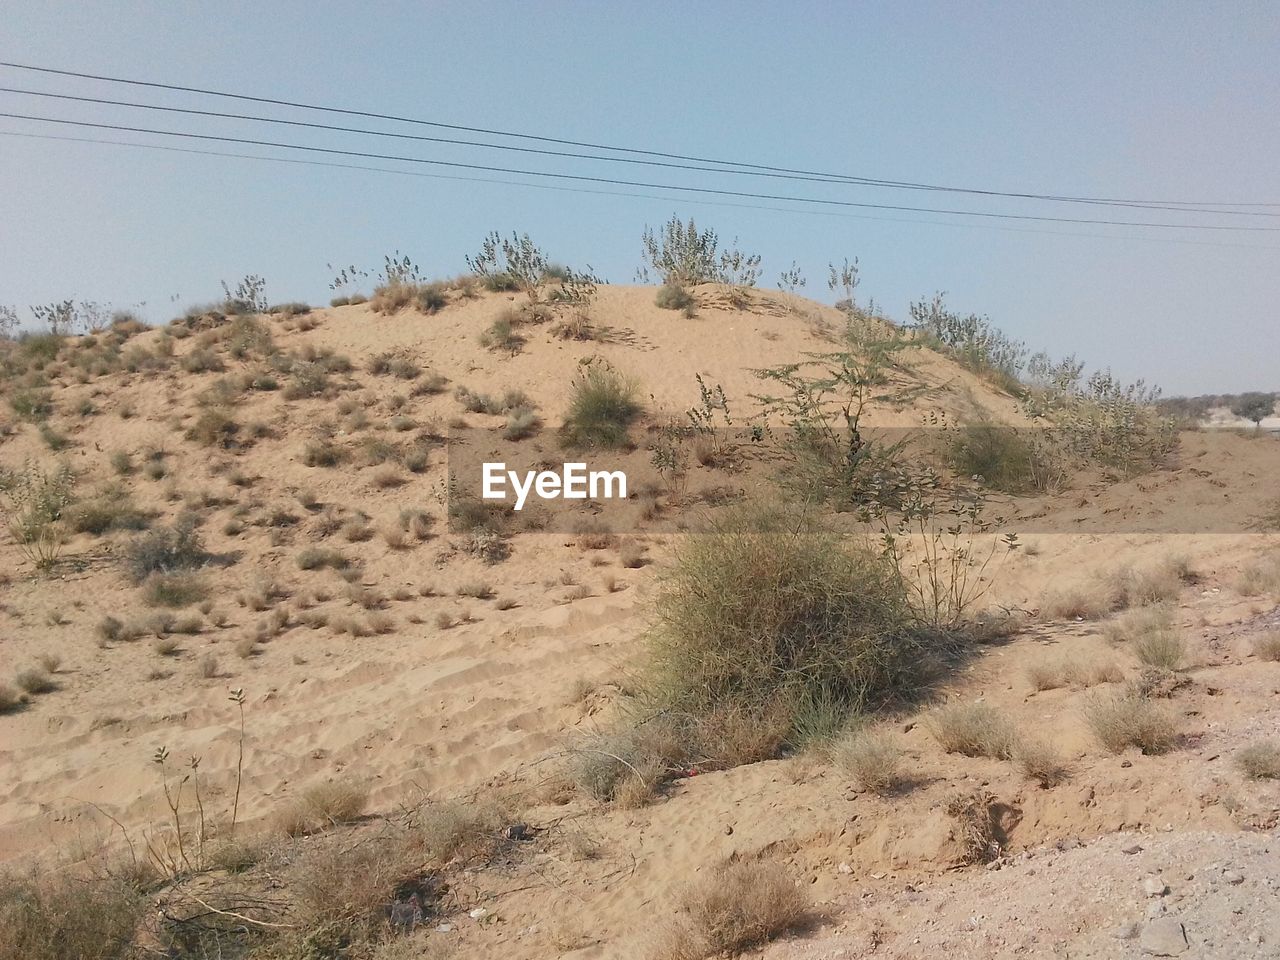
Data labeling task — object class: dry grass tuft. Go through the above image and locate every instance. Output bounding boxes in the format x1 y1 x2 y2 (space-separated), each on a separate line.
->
1013 737 1070 787
831 729 903 793
1084 690 1178 754
652 859 807 960
927 703 1015 759
1026 655 1123 691
1042 557 1193 621
1236 741 1280 780
0 871 145 960
415 798 509 867
944 789 999 864
1252 630 1280 661
278 779 369 836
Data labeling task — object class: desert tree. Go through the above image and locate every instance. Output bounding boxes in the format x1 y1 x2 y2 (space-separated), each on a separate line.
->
1231 392 1276 431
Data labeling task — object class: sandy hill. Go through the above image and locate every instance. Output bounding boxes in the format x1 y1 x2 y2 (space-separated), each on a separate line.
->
0 282 1278 960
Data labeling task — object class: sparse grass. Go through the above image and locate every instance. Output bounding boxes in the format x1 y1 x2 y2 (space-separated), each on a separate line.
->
1026 655 1123 691
652 859 806 960
35 653 61 674
1084 689 1178 754
560 362 642 449
927 703 1016 759
278 779 369 836
831 728 903 793
151 637 180 656
1042 557 1192 620
1102 604 1174 644
1236 741 1280 780
416 799 509 867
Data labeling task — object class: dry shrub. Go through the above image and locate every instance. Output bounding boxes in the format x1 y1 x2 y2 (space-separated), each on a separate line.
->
0 870 145 960
1103 604 1174 644
278 779 369 836
1253 630 1280 661
141 571 210 607
14 668 55 694
287 828 430 949
652 859 806 960
1042 557 1192 620
944 789 999 864
1133 627 1185 670
1013 737 1070 787
1084 690 1177 754
927 703 1015 759
831 728 903 793
1233 555 1280 596
1026 656 1122 692
415 799 508 867
1236 741 1280 780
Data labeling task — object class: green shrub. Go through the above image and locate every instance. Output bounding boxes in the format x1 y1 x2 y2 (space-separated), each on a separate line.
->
641 505 936 756
560 362 641 449
948 424 1062 493
655 283 694 311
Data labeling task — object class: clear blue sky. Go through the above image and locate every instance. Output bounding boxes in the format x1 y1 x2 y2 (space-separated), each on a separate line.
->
1 1 1277 395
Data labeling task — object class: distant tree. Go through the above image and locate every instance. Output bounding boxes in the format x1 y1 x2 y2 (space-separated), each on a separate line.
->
1230 392 1276 430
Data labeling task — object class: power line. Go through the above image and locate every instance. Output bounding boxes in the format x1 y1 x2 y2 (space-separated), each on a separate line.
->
1 58 1275 214
7 128 1275 252
1 84 1275 222
5 110 1279 234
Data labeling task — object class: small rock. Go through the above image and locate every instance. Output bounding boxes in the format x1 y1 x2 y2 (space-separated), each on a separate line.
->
436 923 454 933
1143 877 1170 897
838 862 853 875
1111 922 1140 940
1223 869 1245 885
1139 917 1188 956
469 907 489 921
1122 843 1143 855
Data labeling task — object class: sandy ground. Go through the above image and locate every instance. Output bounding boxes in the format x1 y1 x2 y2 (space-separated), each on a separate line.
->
1 285 1278 957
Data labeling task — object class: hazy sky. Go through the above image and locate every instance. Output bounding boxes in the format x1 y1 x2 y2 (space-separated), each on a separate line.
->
1 1 1277 395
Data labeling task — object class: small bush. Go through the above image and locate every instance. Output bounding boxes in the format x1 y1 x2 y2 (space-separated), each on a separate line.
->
642 505 931 756
1013 737 1069 786
15 668 55 694
416 799 508 867
927 703 1015 759
296 547 350 571
1253 630 1280 661
653 860 806 960
278 779 369 836
185 409 240 448
1237 742 1280 780
831 728 902 793
1133 627 1185 670
303 439 348 467
141 571 210 608
654 283 694 311
480 315 524 353
125 517 207 583
948 424 1061 493
0 683 27 712
560 362 642 449
1084 690 1177 754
